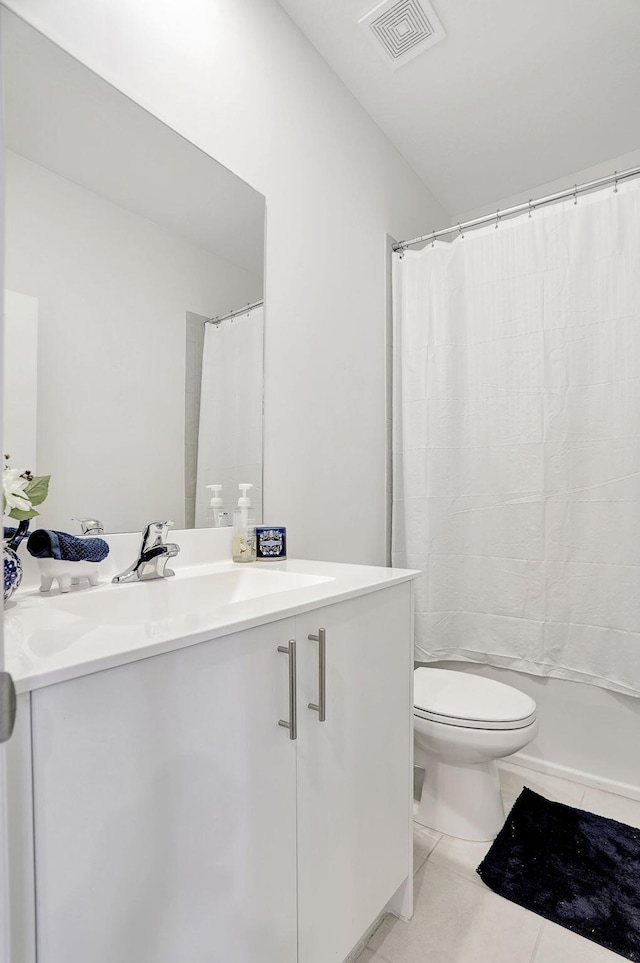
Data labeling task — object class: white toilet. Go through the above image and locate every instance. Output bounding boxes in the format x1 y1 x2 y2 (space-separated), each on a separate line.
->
413 668 538 842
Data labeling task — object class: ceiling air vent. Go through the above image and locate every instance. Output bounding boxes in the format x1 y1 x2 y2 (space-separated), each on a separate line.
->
359 0 446 70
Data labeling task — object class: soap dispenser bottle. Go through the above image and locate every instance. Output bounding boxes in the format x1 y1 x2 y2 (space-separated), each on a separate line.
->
205 485 230 528
232 483 256 563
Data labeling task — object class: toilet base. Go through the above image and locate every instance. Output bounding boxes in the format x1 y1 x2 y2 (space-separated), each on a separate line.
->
415 757 505 842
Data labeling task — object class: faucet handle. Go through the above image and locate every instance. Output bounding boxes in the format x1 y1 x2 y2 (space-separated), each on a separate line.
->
72 517 105 536
141 520 174 549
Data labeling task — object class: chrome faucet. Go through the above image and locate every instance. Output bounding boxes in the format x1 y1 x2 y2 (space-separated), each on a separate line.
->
112 520 180 583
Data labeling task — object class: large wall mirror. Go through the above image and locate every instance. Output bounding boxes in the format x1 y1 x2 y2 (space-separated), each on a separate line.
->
1 8 265 535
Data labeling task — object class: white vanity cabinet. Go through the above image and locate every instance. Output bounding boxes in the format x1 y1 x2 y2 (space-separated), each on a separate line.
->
12 580 413 963
30 617 300 963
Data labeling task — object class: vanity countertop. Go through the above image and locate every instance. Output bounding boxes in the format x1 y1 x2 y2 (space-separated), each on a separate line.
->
5 534 419 693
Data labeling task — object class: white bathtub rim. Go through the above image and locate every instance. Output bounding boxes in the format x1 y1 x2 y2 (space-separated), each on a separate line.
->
503 752 640 803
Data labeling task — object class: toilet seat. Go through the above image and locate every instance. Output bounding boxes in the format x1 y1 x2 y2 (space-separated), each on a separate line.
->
414 668 537 730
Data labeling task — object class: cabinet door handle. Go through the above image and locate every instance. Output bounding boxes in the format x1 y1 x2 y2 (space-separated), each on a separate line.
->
277 640 297 740
307 628 326 722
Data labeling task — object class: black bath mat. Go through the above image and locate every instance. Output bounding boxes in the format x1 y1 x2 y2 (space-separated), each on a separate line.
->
477 788 640 961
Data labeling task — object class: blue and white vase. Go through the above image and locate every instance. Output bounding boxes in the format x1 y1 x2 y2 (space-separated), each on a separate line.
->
3 520 29 603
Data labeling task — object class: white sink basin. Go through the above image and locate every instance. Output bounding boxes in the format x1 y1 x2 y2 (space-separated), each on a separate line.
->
44 565 333 625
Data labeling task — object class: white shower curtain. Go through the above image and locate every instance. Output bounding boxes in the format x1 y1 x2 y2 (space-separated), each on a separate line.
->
195 305 263 526
392 178 640 697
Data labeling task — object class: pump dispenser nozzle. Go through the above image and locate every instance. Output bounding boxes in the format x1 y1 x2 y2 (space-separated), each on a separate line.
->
206 484 223 504
237 483 253 508
205 485 229 527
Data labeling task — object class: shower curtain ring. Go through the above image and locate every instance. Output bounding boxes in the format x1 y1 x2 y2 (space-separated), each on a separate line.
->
431 231 436 248
614 171 619 194
457 222 464 240
528 199 534 218
494 210 501 230
573 184 578 205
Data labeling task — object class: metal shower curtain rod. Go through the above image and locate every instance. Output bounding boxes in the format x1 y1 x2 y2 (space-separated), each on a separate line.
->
393 164 640 253
205 298 264 326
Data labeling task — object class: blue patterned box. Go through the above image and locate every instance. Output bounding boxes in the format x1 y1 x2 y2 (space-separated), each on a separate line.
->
256 526 287 560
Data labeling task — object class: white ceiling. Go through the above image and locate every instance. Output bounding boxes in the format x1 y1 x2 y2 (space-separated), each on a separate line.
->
2 10 265 278
276 0 640 217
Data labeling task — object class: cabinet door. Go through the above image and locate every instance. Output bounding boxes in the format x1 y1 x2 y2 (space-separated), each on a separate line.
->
296 584 413 963
31 619 298 963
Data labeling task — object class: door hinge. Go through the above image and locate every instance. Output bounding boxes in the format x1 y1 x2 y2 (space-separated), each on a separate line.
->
0 672 17 744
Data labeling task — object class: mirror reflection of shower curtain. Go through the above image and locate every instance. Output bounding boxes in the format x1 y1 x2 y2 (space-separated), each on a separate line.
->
195 305 263 527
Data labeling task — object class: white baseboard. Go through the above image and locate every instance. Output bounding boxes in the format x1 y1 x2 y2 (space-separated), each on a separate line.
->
507 750 640 803
343 911 386 962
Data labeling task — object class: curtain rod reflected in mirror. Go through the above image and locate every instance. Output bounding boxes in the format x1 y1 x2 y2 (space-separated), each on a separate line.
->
207 299 264 326
1 7 266 536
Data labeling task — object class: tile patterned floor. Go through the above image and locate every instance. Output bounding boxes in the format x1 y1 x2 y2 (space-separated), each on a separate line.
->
357 762 640 963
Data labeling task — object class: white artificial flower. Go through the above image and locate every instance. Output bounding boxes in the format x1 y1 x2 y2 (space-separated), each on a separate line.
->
3 467 32 514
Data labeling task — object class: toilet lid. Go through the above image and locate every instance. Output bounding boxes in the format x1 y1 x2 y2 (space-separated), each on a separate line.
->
414 668 537 730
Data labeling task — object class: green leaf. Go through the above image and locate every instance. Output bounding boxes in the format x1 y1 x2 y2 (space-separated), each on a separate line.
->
8 506 40 521
24 474 50 507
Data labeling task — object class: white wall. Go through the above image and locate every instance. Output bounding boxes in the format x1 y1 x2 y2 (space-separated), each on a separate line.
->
4 150 261 532
2 0 449 565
